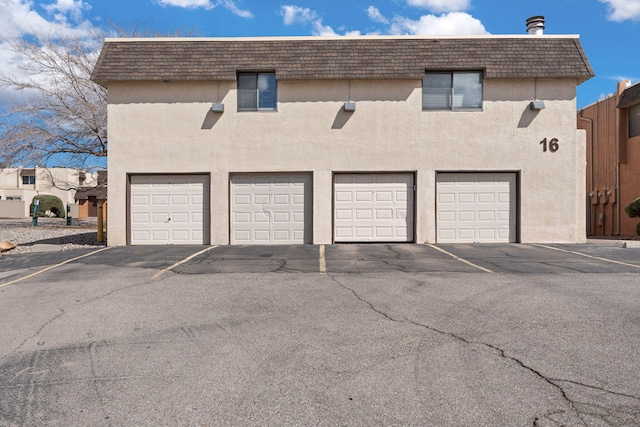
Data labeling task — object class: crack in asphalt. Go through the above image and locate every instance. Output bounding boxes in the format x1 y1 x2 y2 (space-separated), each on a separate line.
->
384 245 402 259
327 273 640 426
378 259 406 272
1 309 66 363
1 275 157 365
271 259 308 273
88 342 111 422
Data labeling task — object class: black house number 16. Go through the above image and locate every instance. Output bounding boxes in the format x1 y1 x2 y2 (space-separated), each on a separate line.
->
540 138 559 153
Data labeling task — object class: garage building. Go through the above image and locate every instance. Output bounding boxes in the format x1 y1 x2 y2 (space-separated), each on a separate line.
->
92 29 593 245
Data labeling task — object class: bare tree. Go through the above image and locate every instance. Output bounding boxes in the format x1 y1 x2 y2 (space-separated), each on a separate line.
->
0 30 107 169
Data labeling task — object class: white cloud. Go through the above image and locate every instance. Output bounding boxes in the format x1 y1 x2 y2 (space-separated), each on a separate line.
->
157 0 211 8
366 6 389 24
390 12 488 35
0 0 98 107
281 5 361 36
407 0 470 13
221 0 252 18
155 0 253 18
599 0 640 21
281 5 318 25
312 21 337 36
42 0 90 17
0 0 94 39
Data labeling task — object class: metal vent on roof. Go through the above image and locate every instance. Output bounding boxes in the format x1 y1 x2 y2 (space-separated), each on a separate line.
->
526 16 545 35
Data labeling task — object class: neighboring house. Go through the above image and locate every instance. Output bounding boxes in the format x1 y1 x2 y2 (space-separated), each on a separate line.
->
578 80 640 238
75 170 108 218
92 20 594 246
0 167 99 218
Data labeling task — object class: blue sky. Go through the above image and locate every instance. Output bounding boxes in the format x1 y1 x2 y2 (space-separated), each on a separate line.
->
0 0 639 109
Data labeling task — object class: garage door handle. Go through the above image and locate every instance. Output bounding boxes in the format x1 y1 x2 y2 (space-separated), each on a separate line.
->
166 217 171 223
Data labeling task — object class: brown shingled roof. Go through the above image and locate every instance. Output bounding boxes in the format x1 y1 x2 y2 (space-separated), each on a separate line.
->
91 36 594 86
618 81 640 108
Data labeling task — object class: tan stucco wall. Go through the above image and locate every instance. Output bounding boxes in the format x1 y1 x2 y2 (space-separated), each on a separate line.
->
107 77 585 245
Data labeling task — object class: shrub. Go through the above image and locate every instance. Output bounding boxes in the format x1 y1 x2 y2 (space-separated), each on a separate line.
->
625 197 640 218
30 194 65 218
625 197 640 236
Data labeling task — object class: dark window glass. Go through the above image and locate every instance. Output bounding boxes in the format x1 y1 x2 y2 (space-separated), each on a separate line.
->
630 104 640 138
423 71 483 110
238 73 277 111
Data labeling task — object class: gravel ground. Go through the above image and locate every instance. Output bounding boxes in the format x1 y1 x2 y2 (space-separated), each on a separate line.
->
0 217 105 254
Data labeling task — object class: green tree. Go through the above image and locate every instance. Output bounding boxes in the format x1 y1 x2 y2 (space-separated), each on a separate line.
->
625 197 640 236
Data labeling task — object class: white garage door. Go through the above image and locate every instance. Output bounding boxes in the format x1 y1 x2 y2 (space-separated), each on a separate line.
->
231 174 312 244
436 172 516 243
334 173 414 242
130 175 208 245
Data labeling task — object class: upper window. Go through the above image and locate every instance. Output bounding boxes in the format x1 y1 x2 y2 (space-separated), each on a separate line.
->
423 71 483 110
237 72 277 111
629 104 640 138
22 175 35 185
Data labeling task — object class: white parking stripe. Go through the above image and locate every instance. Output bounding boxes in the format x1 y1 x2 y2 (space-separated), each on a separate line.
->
534 244 640 269
427 244 494 273
319 245 327 274
151 246 218 279
0 247 111 288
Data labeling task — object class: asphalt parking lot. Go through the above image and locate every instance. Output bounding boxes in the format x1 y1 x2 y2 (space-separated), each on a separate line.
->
2 242 639 276
1 243 640 426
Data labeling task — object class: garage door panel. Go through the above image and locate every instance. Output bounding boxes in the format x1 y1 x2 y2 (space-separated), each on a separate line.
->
376 209 392 220
172 212 189 223
132 230 150 240
151 212 169 223
498 228 511 239
151 194 170 205
273 212 290 223
498 210 511 221
437 173 516 243
254 212 269 223
459 229 475 239
152 230 170 241
334 173 414 243
477 193 495 203
231 174 311 244
478 211 495 221
171 230 190 241
459 211 475 221
376 191 392 202
458 193 475 204
130 175 208 245
254 230 270 242
335 209 352 220
439 193 455 204
335 227 351 238
478 229 496 239
438 211 455 222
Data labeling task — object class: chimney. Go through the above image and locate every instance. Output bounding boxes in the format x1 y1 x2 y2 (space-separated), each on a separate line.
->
526 16 545 35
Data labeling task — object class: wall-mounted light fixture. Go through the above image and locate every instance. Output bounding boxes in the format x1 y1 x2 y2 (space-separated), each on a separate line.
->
529 100 545 110
343 80 356 112
529 79 545 110
211 103 224 113
211 81 224 113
